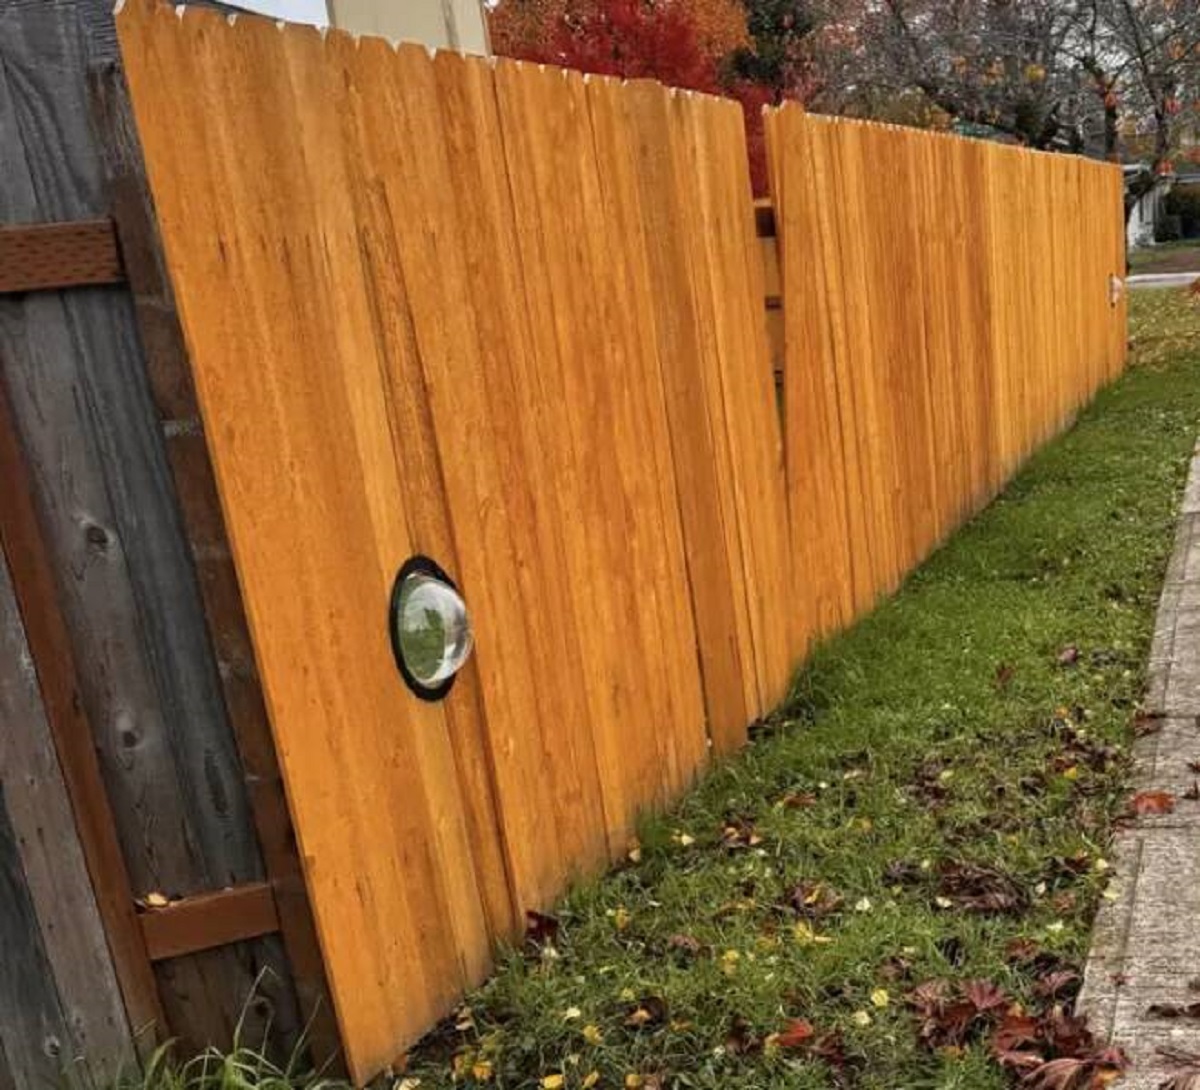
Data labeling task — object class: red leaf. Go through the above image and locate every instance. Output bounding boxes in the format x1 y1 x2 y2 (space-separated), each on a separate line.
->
776 1018 815 1049
963 979 1009 1014
1132 790 1177 815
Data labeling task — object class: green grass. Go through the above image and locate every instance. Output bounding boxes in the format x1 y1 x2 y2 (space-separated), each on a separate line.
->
402 290 1200 1089
116 290 1200 1090
1127 238 1200 273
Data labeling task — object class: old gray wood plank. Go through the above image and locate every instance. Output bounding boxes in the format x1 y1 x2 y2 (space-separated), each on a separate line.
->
0 0 260 897
0 551 133 1084
0 788 71 1090
0 0 298 1054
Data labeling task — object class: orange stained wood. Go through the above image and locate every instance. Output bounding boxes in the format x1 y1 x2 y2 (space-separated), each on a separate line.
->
764 110 1126 658
623 79 755 753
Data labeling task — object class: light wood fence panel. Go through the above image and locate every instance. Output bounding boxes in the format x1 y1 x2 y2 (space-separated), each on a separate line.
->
118 3 790 1077
765 107 1127 657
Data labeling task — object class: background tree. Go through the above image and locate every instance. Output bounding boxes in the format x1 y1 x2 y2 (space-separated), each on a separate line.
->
810 0 1200 214
487 0 821 191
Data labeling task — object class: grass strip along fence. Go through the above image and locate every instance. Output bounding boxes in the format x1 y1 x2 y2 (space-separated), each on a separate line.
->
117 1 1126 1078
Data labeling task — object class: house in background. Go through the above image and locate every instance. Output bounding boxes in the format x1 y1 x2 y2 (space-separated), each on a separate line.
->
232 0 491 53
1125 163 1172 249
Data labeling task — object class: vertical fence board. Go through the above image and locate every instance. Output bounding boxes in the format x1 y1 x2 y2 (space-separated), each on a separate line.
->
0 552 133 1088
0 0 299 1055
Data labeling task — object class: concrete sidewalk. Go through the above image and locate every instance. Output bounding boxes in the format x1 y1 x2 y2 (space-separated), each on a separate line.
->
1128 272 1200 290
1081 442 1200 1087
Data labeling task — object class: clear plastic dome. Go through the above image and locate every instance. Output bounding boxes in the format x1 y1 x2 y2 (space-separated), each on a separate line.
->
393 572 473 689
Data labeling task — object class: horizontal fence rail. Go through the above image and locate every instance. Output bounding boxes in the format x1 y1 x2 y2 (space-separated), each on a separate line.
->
115 0 1127 1079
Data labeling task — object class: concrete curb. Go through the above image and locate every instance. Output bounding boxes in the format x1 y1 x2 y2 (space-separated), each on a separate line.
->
1079 440 1200 1087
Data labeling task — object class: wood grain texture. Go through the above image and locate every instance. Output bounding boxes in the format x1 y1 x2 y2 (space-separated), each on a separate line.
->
140 883 279 962
765 110 1127 659
0 0 297 1057
115 4 784 1075
0 219 124 294
0 552 133 1090
0 372 162 1045
86 56 339 1066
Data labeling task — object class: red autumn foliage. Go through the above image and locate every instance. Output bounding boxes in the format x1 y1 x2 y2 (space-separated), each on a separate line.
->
488 0 812 194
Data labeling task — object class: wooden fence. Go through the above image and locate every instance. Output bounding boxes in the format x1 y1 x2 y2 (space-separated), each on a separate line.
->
766 110 1128 636
115 2 1127 1079
0 0 1126 1084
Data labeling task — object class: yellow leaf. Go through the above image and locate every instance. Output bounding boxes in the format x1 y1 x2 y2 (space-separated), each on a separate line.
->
583 1074 601 1089
472 1060 493 1082
870 988 890 1009
793 922 833 945
582 1024 603 1045
564 1007 582 1021
720 949 740 975
851 1010 872 1027
1062 766 1079 780
542 1077 565 1090
144 892 170 909
625 1077 644 1089
614 907 632 932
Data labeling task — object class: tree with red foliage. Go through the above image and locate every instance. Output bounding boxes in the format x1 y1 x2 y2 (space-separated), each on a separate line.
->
488 0 818 193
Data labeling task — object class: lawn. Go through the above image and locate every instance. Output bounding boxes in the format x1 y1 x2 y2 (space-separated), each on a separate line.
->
401 289 1200 1089
124 290 1200 1090
1128 239 1200 274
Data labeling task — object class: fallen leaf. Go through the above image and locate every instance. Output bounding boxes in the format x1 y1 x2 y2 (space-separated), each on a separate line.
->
937 860 1026 914
721 815 763 851
871 988 890 1009
776 1018 815 1049
1134 711 1164 736
963 979 1009 1014
582 1074 601 1090
1156 1045 1200 1088
725 1014 761 1055
582 1024 603 1045
1148 1002 1200 1020
1020 1056 1089 1088
1035 970 1081 1000
996 663 1016 690
780 791 818 810
1057 645 1081 667
624 995 667 1029
525 910 560 948
142 892 170 909
666 933 703 956
541 1076 564 1090
1131 790 1177 815
786 881 844 919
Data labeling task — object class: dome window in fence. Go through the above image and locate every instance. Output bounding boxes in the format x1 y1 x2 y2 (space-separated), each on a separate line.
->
389 556 473 701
